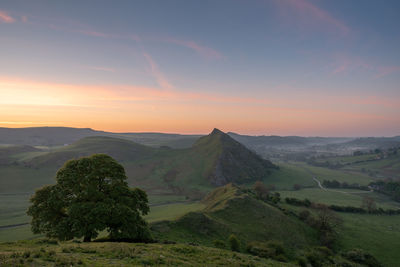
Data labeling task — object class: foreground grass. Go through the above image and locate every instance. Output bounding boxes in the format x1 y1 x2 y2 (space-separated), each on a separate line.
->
0 240 291 266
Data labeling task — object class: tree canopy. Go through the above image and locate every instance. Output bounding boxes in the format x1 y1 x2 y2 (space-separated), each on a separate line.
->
27 154 151 242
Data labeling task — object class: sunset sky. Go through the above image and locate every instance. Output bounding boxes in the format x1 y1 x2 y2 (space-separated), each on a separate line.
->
1 0 399 136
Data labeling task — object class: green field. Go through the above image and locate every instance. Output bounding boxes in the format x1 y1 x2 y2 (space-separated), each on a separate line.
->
279 188 400 209
339 213 400 267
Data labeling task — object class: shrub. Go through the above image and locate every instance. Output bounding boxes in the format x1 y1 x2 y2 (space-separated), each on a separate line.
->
299 210 311 221
228 234 240 252
246 241 286 260
342 249 382 267
213 239 225 249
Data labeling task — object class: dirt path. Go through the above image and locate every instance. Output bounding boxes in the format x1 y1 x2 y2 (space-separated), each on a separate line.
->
313 177 372 194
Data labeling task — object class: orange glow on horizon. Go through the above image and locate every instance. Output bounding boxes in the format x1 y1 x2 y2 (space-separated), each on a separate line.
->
0 76 399 136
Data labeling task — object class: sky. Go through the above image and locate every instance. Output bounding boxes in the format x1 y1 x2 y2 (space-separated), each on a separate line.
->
0 0 399 136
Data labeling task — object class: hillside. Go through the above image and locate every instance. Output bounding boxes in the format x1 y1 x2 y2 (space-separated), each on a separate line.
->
0 240 289 266
26 136 156 168
0 145 42 165
193 129 277 185
151 184 318 252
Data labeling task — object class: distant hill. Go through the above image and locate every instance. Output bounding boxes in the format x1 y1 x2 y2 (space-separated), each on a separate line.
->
20 129 277 198
341 137 400 149
0 127 201 148
27 136 155 168
0 145 42 165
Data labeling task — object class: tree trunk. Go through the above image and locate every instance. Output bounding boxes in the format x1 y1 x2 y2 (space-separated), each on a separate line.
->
83 235 91 242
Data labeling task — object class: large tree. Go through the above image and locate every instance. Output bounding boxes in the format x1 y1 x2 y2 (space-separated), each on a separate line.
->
27 154 151 242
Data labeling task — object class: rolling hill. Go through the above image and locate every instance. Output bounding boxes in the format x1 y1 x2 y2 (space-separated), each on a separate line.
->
0 127 201 148
151 184 318 251
4 129 277 199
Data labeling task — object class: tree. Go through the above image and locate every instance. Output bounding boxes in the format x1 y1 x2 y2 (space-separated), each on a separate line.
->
27 154 151 242
229 234 240 252
361 196 377 213
253 181 269 200
312 204 342 247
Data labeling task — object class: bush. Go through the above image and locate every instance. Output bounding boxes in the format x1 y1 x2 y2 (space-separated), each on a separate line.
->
213 239 225 249
342 249 382 267
228 234 240 252
299 210 311 221
246 241 286 260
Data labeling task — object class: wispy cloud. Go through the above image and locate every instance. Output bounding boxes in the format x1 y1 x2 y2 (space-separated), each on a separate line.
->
143 53 173 89
330 53 400 79
164 37 223 60
273 0 350 36
0 10 15 23
375 66 400 79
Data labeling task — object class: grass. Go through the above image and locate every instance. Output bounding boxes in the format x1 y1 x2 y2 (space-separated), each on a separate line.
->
293 162 374 185
263 163 315 190
339 213 400 267
145 202 205 223
0 239 291 266
278 188 400 209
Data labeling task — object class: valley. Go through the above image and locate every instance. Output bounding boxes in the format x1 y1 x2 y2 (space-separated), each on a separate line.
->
1 127 400 266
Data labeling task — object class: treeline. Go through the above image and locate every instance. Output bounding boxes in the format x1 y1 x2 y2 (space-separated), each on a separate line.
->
370 180 400 202
284 197 400 215
322 180 369 191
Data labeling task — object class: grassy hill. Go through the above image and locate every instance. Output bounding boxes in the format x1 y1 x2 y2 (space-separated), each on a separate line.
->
0 126 201 148
151 184 318 253
26 136 156 168
20 129 277 197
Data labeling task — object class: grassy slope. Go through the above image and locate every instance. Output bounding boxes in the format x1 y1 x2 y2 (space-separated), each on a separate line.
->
0 240 291 267
151 184 318 254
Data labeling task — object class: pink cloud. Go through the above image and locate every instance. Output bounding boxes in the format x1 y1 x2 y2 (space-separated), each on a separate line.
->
143 53 174 89
274 0 350 36
330 54 400 79
331 55 372 75
0 10 15 23
375 66 400 79
165 37 223 60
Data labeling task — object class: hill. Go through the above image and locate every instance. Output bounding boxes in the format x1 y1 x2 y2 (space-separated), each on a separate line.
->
194 129 277 185
27 136 155 168
151 184 318 252
0 145 42 165
20 129 277 197
0 127 201 148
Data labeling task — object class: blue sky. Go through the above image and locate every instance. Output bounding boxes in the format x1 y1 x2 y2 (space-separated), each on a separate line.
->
0 0 399 136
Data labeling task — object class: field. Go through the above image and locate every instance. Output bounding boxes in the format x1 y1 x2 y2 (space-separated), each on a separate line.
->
339 213 400 267
278 188 400 209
